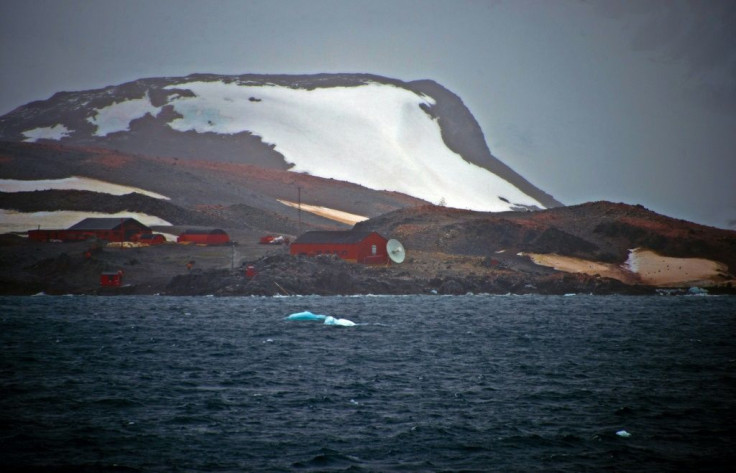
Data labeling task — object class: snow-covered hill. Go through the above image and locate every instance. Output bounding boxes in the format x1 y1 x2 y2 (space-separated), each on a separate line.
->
0 73 561 212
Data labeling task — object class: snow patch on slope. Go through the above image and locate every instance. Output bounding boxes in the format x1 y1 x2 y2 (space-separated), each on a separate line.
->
0 176 169 200
624 248 727 286
277 199 368 225
164 81 543 212
0 210 171 234
22 124 71 142
87 94 160 136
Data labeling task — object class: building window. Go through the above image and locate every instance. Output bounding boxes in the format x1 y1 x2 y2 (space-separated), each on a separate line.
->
371 244 377 255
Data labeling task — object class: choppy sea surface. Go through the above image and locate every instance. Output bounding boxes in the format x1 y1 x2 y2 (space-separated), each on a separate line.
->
1 294 735 472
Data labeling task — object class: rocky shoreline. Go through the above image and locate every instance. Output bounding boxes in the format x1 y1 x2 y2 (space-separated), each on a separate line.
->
163 253 661 296
4 234 734 296
0 234 665 296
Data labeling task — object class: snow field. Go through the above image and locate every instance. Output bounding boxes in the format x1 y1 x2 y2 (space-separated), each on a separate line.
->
0 209 171 234
16 80 545 212
22 124 71 142
623 248 727 286
87 94 161 136
164 81 543 211
0 178 171 233
0 177 169 200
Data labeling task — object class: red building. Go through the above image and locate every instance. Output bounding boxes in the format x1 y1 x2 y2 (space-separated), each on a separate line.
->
100 270 124 287
29 218 152 242
290 231 389 264
177 228 230 245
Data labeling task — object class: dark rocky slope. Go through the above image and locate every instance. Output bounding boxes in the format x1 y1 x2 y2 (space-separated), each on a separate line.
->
3 200 734 296
354 202 736 275
0 73 561 209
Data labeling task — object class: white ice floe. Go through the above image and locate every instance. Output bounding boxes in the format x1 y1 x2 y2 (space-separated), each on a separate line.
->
87 94 161 136
0 176 169 200
22 124 71 142
164 80 543 212
324 316 356 327
0 210 172 234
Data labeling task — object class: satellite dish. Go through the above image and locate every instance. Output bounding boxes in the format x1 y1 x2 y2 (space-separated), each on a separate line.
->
386 239 406 264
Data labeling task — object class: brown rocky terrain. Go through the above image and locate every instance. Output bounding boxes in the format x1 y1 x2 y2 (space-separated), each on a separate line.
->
2 200 734 296
354 202 736 273
1 142 735 296
0 141 425 220
0 232 654 296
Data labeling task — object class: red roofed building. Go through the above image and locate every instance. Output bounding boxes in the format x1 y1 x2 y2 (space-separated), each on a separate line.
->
290 231 389 264
28 218 151 242
100 270 124 287
177 228 230 245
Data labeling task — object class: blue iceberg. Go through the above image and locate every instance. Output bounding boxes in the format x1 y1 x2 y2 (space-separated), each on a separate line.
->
286 311 327 321
286 311 356 326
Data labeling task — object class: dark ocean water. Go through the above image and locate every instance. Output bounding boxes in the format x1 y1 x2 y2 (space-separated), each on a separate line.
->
1 294 735 472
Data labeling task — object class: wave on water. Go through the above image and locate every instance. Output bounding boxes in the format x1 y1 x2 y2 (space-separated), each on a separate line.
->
1 295 734 472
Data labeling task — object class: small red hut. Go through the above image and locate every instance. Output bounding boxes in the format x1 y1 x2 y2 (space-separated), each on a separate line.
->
100 270 124 287
29 217 151 242
177 228 230 245
290 231 389 264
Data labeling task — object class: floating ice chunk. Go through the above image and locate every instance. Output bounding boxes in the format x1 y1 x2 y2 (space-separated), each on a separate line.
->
286 311 355 326
286 311 327 321
616 430 631 438
324 316 356 327
688 287 708 296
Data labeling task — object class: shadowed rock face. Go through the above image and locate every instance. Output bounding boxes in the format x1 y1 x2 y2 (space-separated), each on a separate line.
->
406 79 560 209
0 140 427 221
0 73 561 209
353 201 736 276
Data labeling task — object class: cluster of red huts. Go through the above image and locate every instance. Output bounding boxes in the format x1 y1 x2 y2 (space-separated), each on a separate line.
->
28 217 391 264
28 218 231 246
28 218 392 263
27 217 397 288
28 218 233 288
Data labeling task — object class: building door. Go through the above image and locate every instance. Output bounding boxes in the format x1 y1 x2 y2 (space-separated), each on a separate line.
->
371 244 377 255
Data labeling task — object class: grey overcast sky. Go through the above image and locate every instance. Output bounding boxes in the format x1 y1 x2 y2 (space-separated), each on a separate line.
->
1 0 734 228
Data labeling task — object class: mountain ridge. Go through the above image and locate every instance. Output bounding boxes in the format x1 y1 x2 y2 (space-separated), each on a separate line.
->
1 75 734 295
0 73 561 211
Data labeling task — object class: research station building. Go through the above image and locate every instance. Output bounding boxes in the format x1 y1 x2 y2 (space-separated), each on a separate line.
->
290 230 389 264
